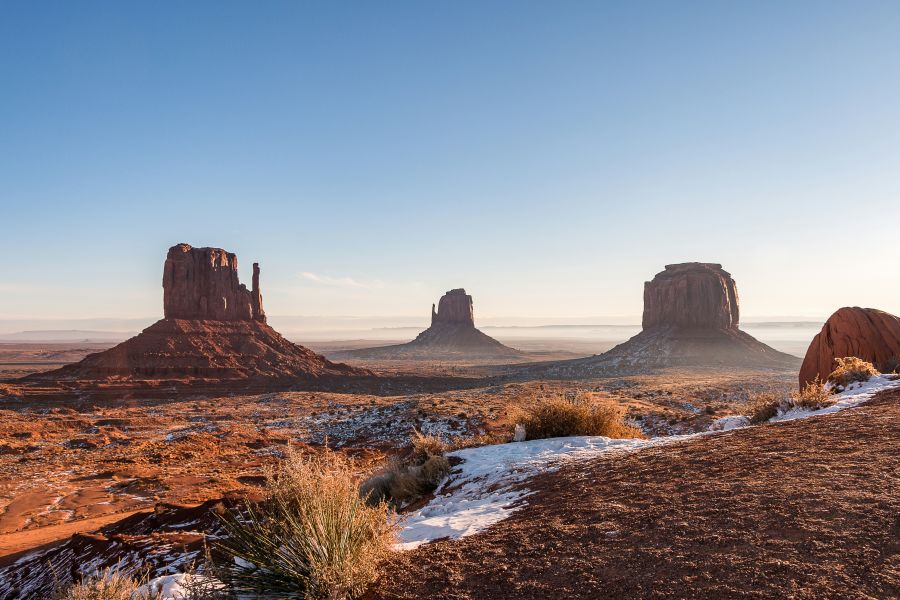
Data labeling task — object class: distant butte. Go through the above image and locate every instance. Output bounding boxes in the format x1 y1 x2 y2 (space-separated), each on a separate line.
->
23 244 371 390
521 262 798 377
340 288 523 361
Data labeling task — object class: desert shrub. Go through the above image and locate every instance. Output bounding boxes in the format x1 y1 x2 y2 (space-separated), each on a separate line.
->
828 356 879 388
216 447 396 599
747 393 784 425
360 431 452 508
790 378 833 410
881 355 900 375
410 429 446 463
51 568 161 600
518 395 644 440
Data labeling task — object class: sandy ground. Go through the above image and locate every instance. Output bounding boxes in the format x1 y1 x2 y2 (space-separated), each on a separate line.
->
369 388 900 600
0 366 794 564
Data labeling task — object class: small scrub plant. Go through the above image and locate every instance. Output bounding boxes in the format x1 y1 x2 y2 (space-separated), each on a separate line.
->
361 431 451 508
410 429 447 463
827 356 879 388
517 393 644 440
790 378 833 411
216 447 396 600
747 393 784 425
51 568 161 600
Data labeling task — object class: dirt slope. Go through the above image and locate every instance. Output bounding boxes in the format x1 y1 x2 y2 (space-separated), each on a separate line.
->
370 388 900 599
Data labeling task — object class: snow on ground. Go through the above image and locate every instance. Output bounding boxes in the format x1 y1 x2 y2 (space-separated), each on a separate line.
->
772 374 898 422
397 374 900 550
397 435 671 549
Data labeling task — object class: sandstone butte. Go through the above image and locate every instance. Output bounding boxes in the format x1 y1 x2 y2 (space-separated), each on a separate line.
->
523 262 797 377
24 244 370 385
344 288 522 360
799 306 900 387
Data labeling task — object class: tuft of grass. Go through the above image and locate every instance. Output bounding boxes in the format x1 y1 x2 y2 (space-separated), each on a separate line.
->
828 356 879 388
790 378 833 410
517 394 644 440
51 568 161 600
880 356 900 375
410 429 446 463
216 447 396 600
747 393 784 425
360 430 453 508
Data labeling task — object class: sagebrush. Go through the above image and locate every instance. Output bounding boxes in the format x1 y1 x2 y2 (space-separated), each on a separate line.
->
828 356 878 388
517 394 643 440
51 568 160 600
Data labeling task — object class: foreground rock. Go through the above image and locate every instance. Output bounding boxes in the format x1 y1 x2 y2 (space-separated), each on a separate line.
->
340 289 523 361
24 244 370 389
520 263 797 377
799 306 900 387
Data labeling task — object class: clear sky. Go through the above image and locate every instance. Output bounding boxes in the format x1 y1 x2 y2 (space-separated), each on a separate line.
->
2 1 899 323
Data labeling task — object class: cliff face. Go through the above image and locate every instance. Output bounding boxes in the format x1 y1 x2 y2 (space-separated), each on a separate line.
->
162 244 265 322
25 243 372 387
432 289 475 327
642 263 739 331
799 307 900 387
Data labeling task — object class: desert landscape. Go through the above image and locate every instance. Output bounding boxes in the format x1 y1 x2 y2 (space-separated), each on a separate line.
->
3 3 899 599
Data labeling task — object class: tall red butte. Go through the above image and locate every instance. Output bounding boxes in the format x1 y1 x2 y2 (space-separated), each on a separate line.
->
24 244 369 386
799 307 900 387
522 262 798 377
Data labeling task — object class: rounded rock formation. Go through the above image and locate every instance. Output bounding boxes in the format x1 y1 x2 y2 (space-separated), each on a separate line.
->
642 263 739 330
799 307 900 387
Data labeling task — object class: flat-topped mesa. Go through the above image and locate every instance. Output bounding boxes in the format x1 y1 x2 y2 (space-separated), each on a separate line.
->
642 262 739 331
162 243 266 322
431 288 475 327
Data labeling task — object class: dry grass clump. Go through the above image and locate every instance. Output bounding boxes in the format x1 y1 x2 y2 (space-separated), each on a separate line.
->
518 394 644 440
828 356 879 388
410 429 447 463
790 378 833 410
361 430 451 508
748 380 835 425
216 447 396 599
51 568 160 600
747 393 783 425
883 356 900 375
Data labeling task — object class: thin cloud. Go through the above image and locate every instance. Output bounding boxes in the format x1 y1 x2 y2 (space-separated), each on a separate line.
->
298 272 382 289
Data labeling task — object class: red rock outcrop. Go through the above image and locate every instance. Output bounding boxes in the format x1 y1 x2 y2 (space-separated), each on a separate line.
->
432 289 475 327
520 262 796 377
26 244 370 388
163 244 265 322
799 307 900 387
642 263 739 330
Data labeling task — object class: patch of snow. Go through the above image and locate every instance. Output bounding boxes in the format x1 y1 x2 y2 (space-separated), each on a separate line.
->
397 435 662 549
399 374 900 550
708 415 750 431
772 374 899 422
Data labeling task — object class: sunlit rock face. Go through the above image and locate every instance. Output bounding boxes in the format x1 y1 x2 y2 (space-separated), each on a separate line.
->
642 263 739 331
162 243 265 322
799 307 900 387
431 288 475 327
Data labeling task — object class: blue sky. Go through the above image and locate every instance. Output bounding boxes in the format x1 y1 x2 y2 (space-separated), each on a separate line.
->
2 1 899 322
